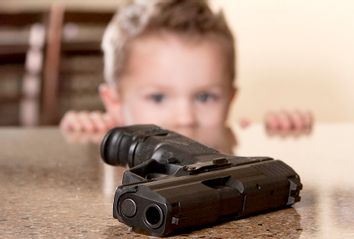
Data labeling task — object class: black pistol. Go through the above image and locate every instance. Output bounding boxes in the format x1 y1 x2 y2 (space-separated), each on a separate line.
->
100 125 302 237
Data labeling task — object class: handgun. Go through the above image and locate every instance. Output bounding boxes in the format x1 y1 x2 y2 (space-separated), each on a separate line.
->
100 124 302 236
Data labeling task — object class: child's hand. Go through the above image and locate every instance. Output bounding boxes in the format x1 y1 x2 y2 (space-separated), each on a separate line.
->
264 110 313 136
239 110 313 136
59 111 117 133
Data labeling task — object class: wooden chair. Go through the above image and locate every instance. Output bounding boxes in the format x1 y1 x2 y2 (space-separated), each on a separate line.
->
0 7 114 126
0 10 47 126
41 5 115 125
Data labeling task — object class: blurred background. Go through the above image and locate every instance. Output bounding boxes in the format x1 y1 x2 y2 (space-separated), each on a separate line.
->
1 0 353 126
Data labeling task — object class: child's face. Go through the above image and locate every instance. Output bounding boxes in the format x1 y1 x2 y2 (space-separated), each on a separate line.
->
109 33 235 138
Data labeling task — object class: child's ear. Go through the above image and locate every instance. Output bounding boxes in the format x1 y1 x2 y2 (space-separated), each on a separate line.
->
99 83 121 115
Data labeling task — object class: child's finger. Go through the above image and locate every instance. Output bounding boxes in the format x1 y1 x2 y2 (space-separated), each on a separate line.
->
60 111 82 132
89 111 109 132
264 111 281 133
277 110 293 134
102 113 119 129
299 110 313 133
288 110 305 133
77 111 95 132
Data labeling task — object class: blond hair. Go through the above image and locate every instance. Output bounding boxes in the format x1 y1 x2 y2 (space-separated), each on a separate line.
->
102 0 235 85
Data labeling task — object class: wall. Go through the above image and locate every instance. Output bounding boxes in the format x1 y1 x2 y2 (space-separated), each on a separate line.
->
213 0 354 122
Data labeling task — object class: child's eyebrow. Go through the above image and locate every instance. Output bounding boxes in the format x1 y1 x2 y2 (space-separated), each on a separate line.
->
138 85 171 91
192 83 231 91
138 85 226 95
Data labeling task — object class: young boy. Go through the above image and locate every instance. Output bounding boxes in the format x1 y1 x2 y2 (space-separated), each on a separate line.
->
60 0 312 141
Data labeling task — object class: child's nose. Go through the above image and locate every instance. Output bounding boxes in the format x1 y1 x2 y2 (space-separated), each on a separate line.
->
174 101 197 128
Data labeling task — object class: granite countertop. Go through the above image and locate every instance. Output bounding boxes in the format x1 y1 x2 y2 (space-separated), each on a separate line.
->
1 124 354 238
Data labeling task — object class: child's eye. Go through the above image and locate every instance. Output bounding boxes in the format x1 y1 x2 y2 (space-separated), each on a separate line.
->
195 92 218 103
147 93 165 103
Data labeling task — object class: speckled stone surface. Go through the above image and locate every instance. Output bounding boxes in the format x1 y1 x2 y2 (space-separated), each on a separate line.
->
1 125 354 238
